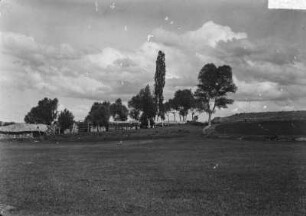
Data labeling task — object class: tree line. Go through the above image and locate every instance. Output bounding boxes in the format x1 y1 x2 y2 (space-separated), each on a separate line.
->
24 98 130 133
126 51 237 127
24 50 237 131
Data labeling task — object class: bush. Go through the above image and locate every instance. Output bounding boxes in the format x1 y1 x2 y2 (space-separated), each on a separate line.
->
186 121 208 127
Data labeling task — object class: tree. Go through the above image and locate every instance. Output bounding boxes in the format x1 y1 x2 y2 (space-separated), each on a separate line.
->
195 63 237 125
128 94 142 120
129 109 140 121
128 85 156 128
172 89 195 121
154 50 166 121
58 109 74 134
110 98 128 121
86 101 110 131
24 98 58 125
190 98 203 121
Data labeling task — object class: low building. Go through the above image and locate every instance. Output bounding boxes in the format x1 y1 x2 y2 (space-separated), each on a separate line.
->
0 123 48 139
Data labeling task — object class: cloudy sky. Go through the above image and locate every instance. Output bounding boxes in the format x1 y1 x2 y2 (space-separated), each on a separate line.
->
0 0 306 122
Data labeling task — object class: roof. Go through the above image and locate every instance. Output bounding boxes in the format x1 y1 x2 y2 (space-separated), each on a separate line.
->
0 123 48 133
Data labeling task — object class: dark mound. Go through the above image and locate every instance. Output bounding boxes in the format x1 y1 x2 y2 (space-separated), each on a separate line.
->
211 111 306 137
215 120 306 136
213 110 306 124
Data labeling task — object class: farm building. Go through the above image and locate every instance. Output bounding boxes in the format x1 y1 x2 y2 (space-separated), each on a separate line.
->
0 123 48 139
76 120 141 133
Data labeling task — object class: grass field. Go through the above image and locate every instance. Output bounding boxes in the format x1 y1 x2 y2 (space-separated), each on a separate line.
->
1 126 306 215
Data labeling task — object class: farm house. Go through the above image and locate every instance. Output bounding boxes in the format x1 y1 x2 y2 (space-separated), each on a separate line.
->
0 123 48 139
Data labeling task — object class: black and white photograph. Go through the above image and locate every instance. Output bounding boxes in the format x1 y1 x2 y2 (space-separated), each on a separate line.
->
1 0 306 215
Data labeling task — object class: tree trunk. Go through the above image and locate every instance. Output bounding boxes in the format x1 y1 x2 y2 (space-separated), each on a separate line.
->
148 119 150 128
208 112 212 126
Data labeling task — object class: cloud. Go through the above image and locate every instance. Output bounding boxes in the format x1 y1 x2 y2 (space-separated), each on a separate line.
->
152 21 247 49
1 32 81 62
1 19 306 121
210 37 306 102
233 77 284 101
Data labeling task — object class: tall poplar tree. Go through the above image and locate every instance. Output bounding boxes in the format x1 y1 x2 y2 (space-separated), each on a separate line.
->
154 50 166 121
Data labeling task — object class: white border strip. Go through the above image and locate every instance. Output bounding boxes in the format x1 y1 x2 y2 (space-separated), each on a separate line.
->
269 0 306 10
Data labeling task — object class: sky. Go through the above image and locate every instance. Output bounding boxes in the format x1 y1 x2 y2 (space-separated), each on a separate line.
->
0 0 306 122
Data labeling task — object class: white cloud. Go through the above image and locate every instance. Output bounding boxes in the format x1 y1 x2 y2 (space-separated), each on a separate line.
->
152 21 247 49
1 22 248 102
233 76 283 101
87 47 125 69
1 19 306 122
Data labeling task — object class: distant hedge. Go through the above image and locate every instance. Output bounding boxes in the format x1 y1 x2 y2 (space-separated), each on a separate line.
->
186 121 208 127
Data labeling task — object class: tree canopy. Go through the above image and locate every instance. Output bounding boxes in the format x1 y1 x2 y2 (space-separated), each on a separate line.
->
172 89 195 121
128 85 156 127
24 97 58 125
86 101 111 131
58 108 74 133
110 98 128 121
195 63 237 125
129 109 140 121
154 50 166 120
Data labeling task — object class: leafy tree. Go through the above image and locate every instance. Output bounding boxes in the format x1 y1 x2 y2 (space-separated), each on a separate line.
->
195 63 237 125
86 101 110 131
128 94 142 120
128 95 141 110
128 85 156 128
110 98 128 121
173 89 195 121
129 109 140 121
24 98 58 125
190 98 203 121
58 109 74 134
154 50 166 121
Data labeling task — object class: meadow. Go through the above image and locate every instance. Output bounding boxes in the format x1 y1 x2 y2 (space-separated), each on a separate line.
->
1 125 306 215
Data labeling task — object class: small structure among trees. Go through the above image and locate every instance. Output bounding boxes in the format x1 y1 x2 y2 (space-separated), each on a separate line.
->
0 123 48 139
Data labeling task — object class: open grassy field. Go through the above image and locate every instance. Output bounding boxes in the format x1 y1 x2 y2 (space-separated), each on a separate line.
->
1 126 306 215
